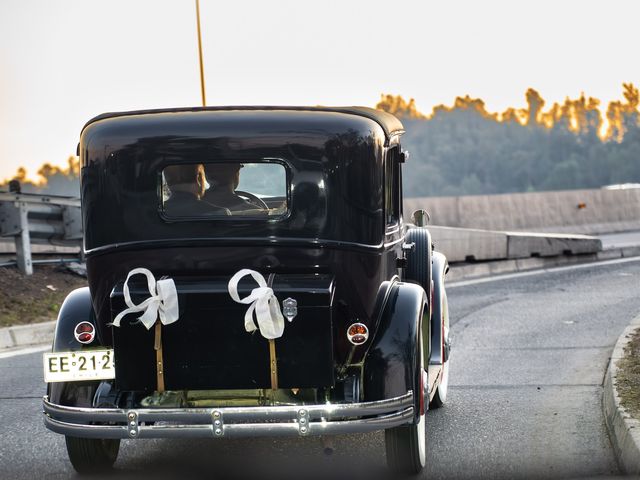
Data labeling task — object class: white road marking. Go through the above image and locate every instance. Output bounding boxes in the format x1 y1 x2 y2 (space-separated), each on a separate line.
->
447 255 640 288
0 344 49 360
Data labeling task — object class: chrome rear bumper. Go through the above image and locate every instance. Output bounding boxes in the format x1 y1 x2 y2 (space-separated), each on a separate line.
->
42 391 414 439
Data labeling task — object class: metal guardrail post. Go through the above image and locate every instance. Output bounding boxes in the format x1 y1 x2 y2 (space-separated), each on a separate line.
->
62 205 83 240
14 202 33 275
0 197 33 275
0 199 33 275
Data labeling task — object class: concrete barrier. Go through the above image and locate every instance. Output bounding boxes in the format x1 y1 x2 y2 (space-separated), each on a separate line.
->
405 188 640 234
429 226 507 262
428 226 602 263
0 321 56 349
506 232 602 258
0 328 13 349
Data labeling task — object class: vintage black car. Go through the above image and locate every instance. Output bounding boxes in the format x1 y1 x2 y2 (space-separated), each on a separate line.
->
42 106 451 475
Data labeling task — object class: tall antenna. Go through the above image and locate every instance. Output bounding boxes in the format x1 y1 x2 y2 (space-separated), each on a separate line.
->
195 0 207 106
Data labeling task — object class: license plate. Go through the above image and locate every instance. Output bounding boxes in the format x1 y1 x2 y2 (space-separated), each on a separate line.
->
43 349 115 383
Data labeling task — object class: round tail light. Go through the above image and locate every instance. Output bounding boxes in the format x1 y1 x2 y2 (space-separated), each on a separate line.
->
74 321 95 344
347 323 369 345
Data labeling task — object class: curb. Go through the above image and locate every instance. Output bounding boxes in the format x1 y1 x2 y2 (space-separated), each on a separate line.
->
603 314 640 475
0 321 55 350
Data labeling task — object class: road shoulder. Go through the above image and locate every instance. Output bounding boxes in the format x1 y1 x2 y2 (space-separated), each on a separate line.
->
603 314 640 475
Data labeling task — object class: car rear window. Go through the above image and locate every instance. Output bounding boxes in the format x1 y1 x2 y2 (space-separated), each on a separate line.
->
161 161 288 219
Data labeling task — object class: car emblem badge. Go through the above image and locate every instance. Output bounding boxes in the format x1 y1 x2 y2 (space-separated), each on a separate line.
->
282 298 298 321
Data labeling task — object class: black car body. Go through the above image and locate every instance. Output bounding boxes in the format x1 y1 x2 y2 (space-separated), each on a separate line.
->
42 106 450 474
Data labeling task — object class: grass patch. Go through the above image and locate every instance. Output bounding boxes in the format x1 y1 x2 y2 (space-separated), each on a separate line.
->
616 326 640 421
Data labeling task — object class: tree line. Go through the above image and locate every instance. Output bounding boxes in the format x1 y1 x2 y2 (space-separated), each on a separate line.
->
1 157 80 196
378 84 640 197
2 84 639 198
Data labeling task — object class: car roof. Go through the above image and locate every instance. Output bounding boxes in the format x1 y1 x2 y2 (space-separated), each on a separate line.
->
82 106 405 143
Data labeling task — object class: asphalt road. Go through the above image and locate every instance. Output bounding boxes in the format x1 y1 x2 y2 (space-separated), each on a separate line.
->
1 257 640 479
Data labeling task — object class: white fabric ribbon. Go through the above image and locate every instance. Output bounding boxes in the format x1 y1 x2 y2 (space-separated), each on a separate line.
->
111 268 180 330
228 269 288 340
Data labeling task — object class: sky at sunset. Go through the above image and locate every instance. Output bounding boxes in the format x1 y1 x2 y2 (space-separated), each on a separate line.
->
1 0 639 182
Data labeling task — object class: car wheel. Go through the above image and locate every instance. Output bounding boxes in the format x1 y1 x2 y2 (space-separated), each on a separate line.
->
430 288 450 408
65 436 120 474
404 227 431 294
385 329 426 475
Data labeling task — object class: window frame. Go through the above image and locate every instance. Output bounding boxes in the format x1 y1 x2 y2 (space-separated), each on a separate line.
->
158 157 292 223
384 147 401 234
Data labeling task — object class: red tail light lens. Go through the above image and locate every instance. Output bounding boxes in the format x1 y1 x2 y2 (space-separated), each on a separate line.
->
347 323 369 345
74 322 95 344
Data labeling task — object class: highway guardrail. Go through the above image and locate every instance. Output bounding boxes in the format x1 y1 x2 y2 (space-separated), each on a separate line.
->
0 191 82 275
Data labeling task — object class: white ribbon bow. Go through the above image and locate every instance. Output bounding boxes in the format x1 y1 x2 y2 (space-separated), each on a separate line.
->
111 268 180 330
228 269 288 340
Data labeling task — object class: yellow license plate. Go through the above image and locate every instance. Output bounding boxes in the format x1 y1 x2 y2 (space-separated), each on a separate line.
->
43 349 115 383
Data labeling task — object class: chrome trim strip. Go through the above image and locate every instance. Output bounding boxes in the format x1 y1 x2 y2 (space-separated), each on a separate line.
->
85 236 387 257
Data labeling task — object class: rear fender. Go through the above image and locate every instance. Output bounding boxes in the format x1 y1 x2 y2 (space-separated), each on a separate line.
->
48 287 104 407
363 282 427 415
51 287 102 352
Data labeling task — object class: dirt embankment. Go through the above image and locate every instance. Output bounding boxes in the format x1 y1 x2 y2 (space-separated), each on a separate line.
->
0 265 87 327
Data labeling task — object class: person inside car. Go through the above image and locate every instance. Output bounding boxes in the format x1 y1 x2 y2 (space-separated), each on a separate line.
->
203 163 266 213
163 164 229 216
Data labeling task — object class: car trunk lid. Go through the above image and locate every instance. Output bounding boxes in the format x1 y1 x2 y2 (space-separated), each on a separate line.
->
110 273 334 393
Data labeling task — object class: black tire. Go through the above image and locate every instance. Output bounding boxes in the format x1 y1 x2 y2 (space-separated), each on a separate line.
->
385 328 426 475
404 227 432 295
65 436 120 474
